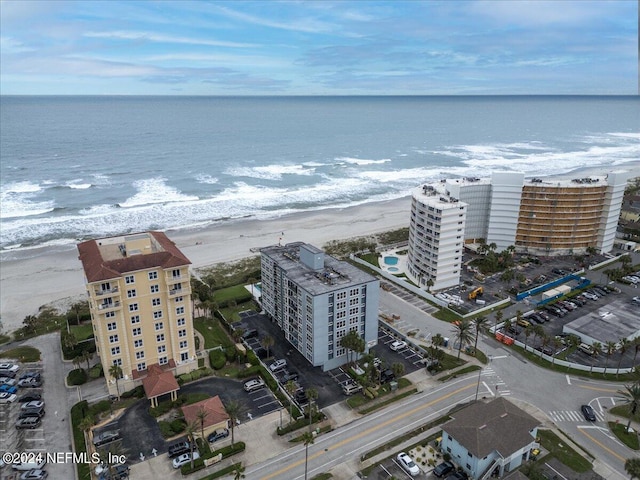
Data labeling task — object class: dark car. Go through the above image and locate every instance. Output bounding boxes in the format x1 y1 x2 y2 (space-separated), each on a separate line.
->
98 464 130 480
278 370 299 384
581 404 596 422
207 428 229 443
433 461 455 478
18 393 42 403
242 328 258 340
380 369 395 384
445 472 468 480
15 416 41 429
167 440 191 458
93 430 121 447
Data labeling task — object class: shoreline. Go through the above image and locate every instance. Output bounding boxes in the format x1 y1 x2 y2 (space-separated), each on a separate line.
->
0 197 412 334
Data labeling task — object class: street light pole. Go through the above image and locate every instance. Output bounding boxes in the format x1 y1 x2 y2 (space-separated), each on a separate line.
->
474 367 482 401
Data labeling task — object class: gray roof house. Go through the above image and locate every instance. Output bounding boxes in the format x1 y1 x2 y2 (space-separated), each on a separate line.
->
441 398 540 480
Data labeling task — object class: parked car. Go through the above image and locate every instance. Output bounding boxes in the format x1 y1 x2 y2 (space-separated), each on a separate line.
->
268 359 287 373
0 363 20 373
0 384 18 394
389 340 407 351
433 461 455 478
446 472 468 480
18 377 42 388
380 369 396 384
21 400 44 410
20 470 48 480
633 296 640 305
396 452 420 476
97 464 129 480
11 459 46 471
578 343 595 356
172 452 200 469
18 393 42 403
241 328 258 340
93 430 120 447
207 428 229 443
0 392 17 404
278 370 299 384
167 440 191 458
294 387 308 404
341 381 362 396
0 377 17 386
243 378 265 392
581 404 596 421
16 416 42 430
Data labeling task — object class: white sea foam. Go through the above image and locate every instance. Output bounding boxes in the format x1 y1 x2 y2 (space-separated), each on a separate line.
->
196 174 219 184
65 180 92 189
91 174 112 186
224 164 315 180
335 157 392 166
1 181 42 194
119 177 199 208
0 181 54 219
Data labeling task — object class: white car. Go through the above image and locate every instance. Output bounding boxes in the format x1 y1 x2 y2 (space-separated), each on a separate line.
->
397 452 420 476
0 377 17 386
243 378 265 392
0 392 17 403
0 363 20 373
389 340 407 351
269 359 287 372
172 451 200 469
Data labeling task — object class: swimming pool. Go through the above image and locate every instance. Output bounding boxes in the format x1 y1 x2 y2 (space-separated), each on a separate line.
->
383 256 399 265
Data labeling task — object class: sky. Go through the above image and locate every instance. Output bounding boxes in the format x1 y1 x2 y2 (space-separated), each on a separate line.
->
0 0 637 95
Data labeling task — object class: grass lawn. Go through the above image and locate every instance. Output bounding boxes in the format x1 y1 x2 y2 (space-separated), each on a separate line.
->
433 309 462 322
193 317 234 349
0 346 41 362
609 422 640 450
70 323 94 341
0 334 10 345
610 404 640 423
438 365 481 382
537 429 592 472
220 300 260 323
215 284 252 303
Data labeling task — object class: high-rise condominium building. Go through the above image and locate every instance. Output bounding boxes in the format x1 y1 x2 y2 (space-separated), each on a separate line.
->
260 242 379 371
78 231 197 395
408 171 628 291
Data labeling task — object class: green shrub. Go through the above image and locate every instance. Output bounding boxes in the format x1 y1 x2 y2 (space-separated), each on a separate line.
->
89 399 112 418
70 401 91 480
247 350 259 366
158 421 174 438
209 349 226 370
236 365 261 379
179 373 193 383
68 368 87 385
224 346 237 362
170 418 186 434
121 385 144 398
88 364 103 379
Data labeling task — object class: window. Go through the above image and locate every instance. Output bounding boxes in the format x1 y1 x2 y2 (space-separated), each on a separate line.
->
109 334 119 344
179 340 188 349
130 315 140 324
157 345 166 354
125 275 135 284
154 322 164 331
172 269 181 278
180 352 189 361
148 271 158 280
134 339 143 348
107 322 117 331
176 306 185 315
129 303 139 312
175 296 183 303
110 347 120 355
105 311 115 318
153 311 163 319
127 289 137 298
156 333 165 342
152 298 161 306
135 351 145 360
137 362 146 371
112 358 122 367
159 356 168 365
150 284 159 293
132 327 141 337
178 329 187 338
177 318 185 326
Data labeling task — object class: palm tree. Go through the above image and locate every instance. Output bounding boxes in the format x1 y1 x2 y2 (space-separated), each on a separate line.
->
502 319 512 336
261 335 274 359
109 364 123 400
539 334 551 358
63 332 78 352
632 338 640 369
451 320 473 359
232 462 246 480
617 383 640 434
195 407 209 441
494 310 504 333
78 415 95 446
306 387 318 428
72 355 83 372
284 380 298 422
202 274 217 299
531 325 544 348
523 326 533 351
617 338 630 378
302 431 315 480
551 337 562 366
81 350 93 371
591 342 602 374
183 421 198 471
70 301 85 326
604 341 617 375
426 278 434 292
626 458 640 479
392 362 405 379
472 316 489 354
224 399 246 446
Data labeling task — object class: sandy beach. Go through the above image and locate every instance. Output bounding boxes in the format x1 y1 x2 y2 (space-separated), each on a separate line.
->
0 197 412 334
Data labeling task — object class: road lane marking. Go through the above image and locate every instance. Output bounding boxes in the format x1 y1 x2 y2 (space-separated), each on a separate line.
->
259 382 475 480
577 427 626 461
576 385 619 393
566 375 571 385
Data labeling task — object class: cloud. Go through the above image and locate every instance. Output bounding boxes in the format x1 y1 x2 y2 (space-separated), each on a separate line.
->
83 30 258 48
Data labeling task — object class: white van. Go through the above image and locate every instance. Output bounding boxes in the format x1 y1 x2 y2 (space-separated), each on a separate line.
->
12 458 46 471
578 343 595 355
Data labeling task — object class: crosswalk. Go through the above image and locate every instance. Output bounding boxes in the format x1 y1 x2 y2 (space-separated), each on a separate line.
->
548 410 605 423
481 367 511 396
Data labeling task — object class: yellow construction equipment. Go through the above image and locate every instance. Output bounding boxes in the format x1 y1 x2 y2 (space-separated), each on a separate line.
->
468 286 484 300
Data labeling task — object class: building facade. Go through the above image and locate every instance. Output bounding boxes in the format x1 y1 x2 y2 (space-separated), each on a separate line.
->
260 242 379 371
77 231 197 395
407 186 468 291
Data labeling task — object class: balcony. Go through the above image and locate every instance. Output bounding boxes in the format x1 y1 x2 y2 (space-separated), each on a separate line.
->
95 286 119 296
98 301 121 311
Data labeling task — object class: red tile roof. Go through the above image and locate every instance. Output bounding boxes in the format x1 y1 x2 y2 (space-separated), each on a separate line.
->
78 231 191 283
181 396 229 430
141 363 180 398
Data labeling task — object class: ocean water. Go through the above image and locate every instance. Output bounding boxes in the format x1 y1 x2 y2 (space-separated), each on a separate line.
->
1 95 638 253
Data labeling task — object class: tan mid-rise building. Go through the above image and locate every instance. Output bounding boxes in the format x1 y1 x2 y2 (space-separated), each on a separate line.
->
78 231 197 395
